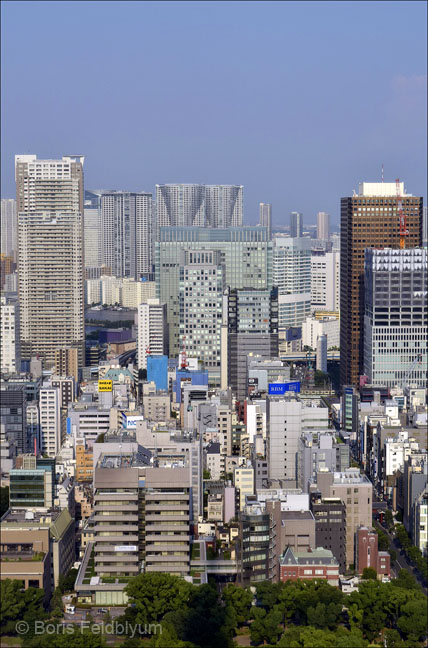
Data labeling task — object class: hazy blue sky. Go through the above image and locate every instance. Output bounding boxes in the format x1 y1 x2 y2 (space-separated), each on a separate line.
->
1 1 426 226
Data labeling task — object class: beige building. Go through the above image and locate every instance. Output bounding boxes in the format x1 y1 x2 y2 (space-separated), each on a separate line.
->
316 468 372 568
0 507 75 597
54 347 79 382
17 212 85 367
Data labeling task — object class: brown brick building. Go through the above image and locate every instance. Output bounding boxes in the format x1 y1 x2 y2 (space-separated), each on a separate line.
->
340 182 423 387
356 526 390 578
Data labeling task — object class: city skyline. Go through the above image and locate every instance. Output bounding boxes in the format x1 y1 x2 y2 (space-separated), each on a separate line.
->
1 1 426 224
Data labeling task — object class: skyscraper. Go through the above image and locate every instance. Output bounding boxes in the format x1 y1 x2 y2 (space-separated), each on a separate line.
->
290 211 303 237
15 154 85 368
316 211 330 240
17 212 85 367
156 184 243 231
101 191 153 278
340 182 423 387
273 237 312 330
156 226 271 356
156 184 206 228
15 155 84 214
1 199 17 259
84 190 102 268
205 185 243 227
137 299 168 370
259 203 272 239
364 247 427 388
311 249 340 312
1 295 20 374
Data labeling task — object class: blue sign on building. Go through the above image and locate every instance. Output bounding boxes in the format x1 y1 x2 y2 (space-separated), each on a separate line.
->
268 381 301 395
66 417 72 435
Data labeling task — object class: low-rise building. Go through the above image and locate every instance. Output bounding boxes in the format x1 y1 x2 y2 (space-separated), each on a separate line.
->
280 547 339 586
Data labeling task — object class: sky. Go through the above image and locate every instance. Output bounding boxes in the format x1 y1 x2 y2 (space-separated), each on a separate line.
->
1 1 427 227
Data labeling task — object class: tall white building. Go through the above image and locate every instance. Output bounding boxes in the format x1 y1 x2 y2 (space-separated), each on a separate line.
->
39 387 61 457
137 299 168 370
364 248 427 388
259 203 272 239
316 211 330 240
1 199 17 259
101 191 153 278
0 296 20 373
84 190 102 268
273 237 312 329
267 395 329 484
302 315 339 350
179 250 225 385
311 249 340 312
17 212 85 367
316 334 328 372
15 154 84 214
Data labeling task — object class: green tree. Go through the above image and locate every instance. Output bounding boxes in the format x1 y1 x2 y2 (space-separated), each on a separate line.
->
125 573 193 625
361 567 378 580
49 587 63 618
384 509 394 529
58 567 78 593
397 598 428 641
249 607 266 645
391 569 420 591
376 529 390 551
221 584 253 625
1 580 46 635
299 626 336 647
255 580 281 609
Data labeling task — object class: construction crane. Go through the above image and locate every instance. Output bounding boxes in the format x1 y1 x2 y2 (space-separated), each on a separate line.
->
401 354 422 390
395 178 409 249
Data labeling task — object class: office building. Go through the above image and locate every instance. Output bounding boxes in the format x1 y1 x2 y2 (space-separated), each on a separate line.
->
290 211 303 238
267 394 329 485
316 334 327 372
259 203 272 239
302 315 339 351
342 386 359 436
1 295 20 374
101 191 153 278
234 465 255 510
403 452 428 539
137 299 168 370
310 493 346 573
179 250 224 385
17 212 85 367
316 468 372 568
1 198 17 259
10 455 55 508
15 154 84 214
225 287 279 399
0 507 75 594
273 237 311 329
84 190 102 268
340 181 423 387
414 490 428 556
156 226 271 356
311 249 340 312
423 206 428 248
39 387 61 457
238 502 275 585
54 347 79 383
364 247 427 388
317 211 330 240
298 433 349 492
0 384 27 455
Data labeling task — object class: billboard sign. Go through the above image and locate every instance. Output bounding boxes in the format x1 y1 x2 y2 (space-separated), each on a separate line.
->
98 379 113 392
268 381 301 395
